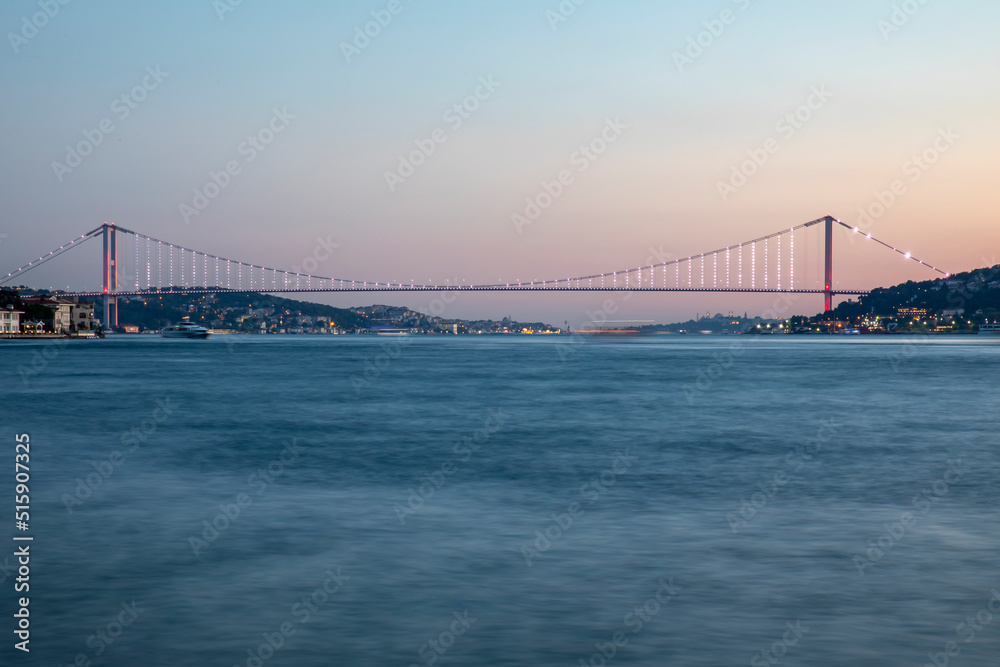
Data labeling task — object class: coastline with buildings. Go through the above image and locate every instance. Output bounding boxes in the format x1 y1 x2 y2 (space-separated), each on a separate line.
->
0 292 98 338
0 289 561 337
3 263 999 339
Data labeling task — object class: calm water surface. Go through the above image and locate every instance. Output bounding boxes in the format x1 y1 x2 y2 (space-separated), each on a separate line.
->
1 335 998 666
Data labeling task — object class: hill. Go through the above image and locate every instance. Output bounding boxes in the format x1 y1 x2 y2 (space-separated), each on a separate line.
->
827 264 1000 320
114 291 371 331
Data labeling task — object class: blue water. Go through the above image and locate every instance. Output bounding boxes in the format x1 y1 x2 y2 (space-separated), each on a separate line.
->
2 335 999 666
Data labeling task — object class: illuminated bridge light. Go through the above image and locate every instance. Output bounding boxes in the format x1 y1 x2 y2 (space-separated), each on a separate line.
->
4 218 946 305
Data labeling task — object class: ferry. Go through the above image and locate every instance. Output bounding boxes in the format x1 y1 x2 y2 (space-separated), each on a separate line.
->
162 322 211 339
375 328 411 336
979 323 1000 336
576 328 641 336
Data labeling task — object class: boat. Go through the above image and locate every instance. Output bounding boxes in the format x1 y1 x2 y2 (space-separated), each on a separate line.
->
979 323 1000 336
576 328 641 336
162 322 211 339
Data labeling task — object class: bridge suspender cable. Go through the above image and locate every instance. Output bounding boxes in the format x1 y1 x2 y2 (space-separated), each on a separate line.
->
1 216 950 299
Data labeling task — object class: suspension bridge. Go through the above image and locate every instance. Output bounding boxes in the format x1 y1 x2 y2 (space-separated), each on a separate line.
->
1 215 949 328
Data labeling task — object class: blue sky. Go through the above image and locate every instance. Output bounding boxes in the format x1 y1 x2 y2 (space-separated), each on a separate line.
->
2 0 998 323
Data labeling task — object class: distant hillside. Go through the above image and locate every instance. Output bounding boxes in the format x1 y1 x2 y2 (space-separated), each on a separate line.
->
828 264 1000 319
102 291 557 333
639 313 772 333
114 291 371 331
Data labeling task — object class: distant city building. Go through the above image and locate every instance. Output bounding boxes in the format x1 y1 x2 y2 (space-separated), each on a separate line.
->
897 307 928 319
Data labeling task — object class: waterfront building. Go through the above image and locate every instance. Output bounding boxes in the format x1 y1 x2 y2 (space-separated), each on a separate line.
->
20 296 96 332
1 305 23 333
897 307 928 320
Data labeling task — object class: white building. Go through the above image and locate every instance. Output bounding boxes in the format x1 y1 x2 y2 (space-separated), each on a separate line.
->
70 301 96 330
1 305 23 333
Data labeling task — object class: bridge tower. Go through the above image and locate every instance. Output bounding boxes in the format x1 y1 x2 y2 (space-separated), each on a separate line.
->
824 215 834 312
101 222 117 328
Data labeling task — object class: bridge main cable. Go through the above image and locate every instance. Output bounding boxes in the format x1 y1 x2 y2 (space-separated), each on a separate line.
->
834 220 949 277
114 226 360 290
539 217 828 287
102 216 842 292
25 216 946 296
0 226 104 285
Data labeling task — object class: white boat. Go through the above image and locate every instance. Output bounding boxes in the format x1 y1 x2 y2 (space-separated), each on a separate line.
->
162 322 211 339
979 323 1000 336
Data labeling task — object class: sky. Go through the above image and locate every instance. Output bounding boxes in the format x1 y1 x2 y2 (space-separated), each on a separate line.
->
2 0 998 326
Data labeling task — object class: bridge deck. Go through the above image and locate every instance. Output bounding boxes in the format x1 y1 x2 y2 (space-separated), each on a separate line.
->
62 287 870 298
